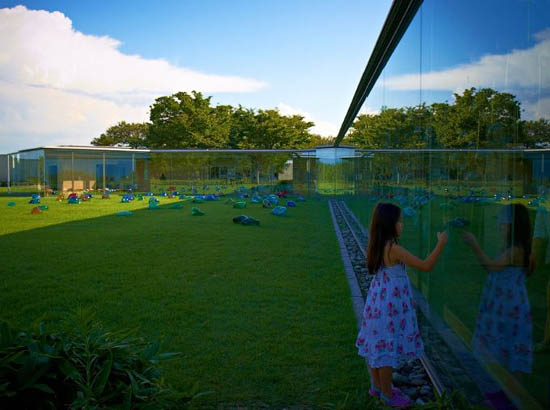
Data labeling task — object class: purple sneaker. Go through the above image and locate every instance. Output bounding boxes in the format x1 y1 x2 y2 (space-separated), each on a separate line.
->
380 391 412 408
368 386 402 398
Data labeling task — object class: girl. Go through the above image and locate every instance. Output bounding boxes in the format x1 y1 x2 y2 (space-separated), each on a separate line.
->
355 203 447 408
463 204 533 374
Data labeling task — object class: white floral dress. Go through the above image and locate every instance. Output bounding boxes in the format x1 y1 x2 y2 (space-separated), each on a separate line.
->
471 266 533 373
355 262 424 368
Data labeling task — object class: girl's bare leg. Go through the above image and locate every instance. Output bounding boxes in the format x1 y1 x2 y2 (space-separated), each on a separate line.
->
369 366 381 390
378 366 393 398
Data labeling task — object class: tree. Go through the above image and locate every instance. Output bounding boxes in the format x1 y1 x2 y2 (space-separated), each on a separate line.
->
348 88 525 150
237 109 314 149
93 91 320 150
347 105 430 149
432 88 522 148
305 134 334 148
228 106 257 149
146 91 231 149
523 118 550 148
91 121 149 148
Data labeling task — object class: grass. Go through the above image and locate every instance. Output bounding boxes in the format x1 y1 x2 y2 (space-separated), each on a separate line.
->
0 194 374 409
345 194 550 408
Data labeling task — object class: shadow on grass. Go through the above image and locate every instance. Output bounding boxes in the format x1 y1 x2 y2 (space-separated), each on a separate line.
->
0 200 371 408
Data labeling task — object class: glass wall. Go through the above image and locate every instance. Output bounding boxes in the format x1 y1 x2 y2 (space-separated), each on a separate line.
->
8 149 44 193
147 151 293 194
7 148 294 195
320 0 550 408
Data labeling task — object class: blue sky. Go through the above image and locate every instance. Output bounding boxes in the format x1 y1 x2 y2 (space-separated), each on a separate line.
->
2 1 548 154
0 0 392 152
363 0 550 120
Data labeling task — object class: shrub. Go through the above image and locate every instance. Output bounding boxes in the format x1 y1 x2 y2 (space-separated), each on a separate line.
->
0 310 203 409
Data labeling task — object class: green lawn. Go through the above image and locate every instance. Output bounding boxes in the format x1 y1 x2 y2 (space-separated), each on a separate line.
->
0 195 371 408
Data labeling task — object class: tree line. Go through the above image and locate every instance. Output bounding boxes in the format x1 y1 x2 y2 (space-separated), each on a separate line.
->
345 87 550 149
92 88 550 150
91 91 330 150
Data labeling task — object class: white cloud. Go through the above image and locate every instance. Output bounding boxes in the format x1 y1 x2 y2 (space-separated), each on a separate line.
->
0 6 266 152
276 103 338 137
385 28 550 119
359 105 381 115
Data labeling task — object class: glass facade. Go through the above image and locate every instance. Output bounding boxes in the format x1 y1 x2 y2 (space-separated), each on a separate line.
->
5 148 295 195
7 149 45 193
296 1 550 408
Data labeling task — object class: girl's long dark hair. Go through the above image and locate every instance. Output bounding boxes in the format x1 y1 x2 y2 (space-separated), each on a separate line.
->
367 203 401 274
505 204 532 271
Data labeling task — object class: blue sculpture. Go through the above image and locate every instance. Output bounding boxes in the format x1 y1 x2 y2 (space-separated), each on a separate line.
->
287 201 296 207
403 207 415 217
271 206 287 216
117 210 133 216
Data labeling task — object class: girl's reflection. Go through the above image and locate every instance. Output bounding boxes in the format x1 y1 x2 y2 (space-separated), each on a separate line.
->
463 204 533 373
532 204 550 352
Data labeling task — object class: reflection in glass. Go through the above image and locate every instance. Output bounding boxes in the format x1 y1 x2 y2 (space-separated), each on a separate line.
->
464 204 533 374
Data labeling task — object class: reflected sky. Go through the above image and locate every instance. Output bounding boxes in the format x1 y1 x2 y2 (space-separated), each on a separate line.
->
364 0 550 120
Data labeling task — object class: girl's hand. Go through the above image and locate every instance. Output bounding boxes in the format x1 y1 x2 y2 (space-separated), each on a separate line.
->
437 230 448 245
462 231 477 246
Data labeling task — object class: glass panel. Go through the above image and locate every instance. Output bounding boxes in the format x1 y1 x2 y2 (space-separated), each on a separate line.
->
349 0 550 408
8 149 44 194
104 151 135 192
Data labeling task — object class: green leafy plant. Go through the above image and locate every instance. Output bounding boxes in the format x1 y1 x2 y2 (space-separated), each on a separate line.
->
414 390 491 410
0 310 208 409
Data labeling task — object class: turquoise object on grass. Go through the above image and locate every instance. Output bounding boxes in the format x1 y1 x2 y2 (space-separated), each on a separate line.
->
191 207 204 216
271 206 287 216
403 207 415 217
116 210 133 216
7 202 15 206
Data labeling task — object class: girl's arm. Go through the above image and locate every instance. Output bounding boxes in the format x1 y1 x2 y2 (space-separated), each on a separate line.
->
462 232 513 272
390 231 448 272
